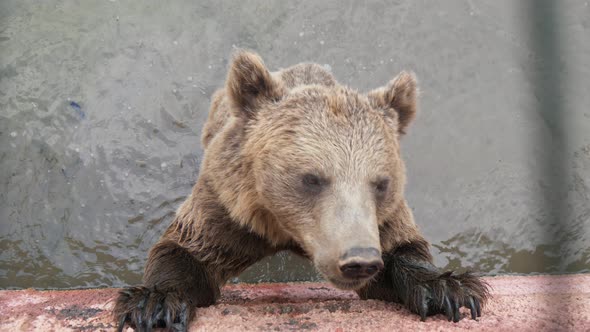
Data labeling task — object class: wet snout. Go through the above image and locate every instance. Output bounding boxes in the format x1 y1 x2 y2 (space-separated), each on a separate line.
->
338 247 384 279
308 186 384 289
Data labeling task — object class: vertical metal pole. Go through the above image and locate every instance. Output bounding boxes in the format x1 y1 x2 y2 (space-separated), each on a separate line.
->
524 0 571 316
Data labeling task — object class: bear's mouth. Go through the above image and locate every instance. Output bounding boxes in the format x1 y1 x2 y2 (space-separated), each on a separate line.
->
314 261 376 291
326 277 368 291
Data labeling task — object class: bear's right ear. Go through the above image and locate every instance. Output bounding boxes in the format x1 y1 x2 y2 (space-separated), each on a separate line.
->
226 50 285 119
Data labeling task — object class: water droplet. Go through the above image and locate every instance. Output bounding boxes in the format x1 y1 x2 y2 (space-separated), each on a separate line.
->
187 76 193 81
299 31 304 37
173 40 178 45
10 131 17 137
319 40 324 45
161 162 167 168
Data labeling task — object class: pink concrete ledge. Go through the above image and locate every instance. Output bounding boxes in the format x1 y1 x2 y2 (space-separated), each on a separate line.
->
1 274 589 331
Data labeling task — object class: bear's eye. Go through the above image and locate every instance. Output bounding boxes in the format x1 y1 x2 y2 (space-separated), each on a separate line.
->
373 178 390 196
301 173 327 193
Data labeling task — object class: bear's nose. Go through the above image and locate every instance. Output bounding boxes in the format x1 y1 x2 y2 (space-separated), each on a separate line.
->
338 247 384 279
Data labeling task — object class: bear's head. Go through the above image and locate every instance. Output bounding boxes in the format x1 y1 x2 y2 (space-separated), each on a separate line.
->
221 51 418 290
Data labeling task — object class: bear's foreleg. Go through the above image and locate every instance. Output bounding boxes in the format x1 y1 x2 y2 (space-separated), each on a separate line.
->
358 238 490 322
113 240 219 332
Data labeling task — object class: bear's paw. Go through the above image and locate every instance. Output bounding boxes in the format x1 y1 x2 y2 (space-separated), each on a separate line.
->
408 271 490 322
113 286 192 332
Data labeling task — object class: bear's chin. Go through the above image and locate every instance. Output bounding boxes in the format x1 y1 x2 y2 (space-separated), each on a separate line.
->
326 277 370 291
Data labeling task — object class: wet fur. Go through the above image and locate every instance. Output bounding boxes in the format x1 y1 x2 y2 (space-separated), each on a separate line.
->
113 50 490 331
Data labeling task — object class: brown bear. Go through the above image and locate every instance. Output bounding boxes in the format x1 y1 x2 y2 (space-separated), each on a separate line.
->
114 50 489 331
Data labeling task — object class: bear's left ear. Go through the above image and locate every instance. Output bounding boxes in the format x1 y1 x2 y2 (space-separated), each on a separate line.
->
226 50 285 119
367 71 418 135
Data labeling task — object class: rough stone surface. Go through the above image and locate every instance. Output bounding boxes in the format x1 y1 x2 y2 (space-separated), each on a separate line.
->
0 274 588 331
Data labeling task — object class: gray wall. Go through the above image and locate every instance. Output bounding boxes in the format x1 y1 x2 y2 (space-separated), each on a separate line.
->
0 0 588 289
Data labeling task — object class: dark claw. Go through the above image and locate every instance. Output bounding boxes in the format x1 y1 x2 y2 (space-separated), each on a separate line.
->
165 307 173 328
467 297 477 320
144 312 153 332
179 302 189 332
474 297 481 317
419 296 428 322
136 297 146 329
152 300 163 328
450 298 460 323
419 307 427 321
443 296 453 322
166 302 189 332
117 314 126 332
141 297 153 332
